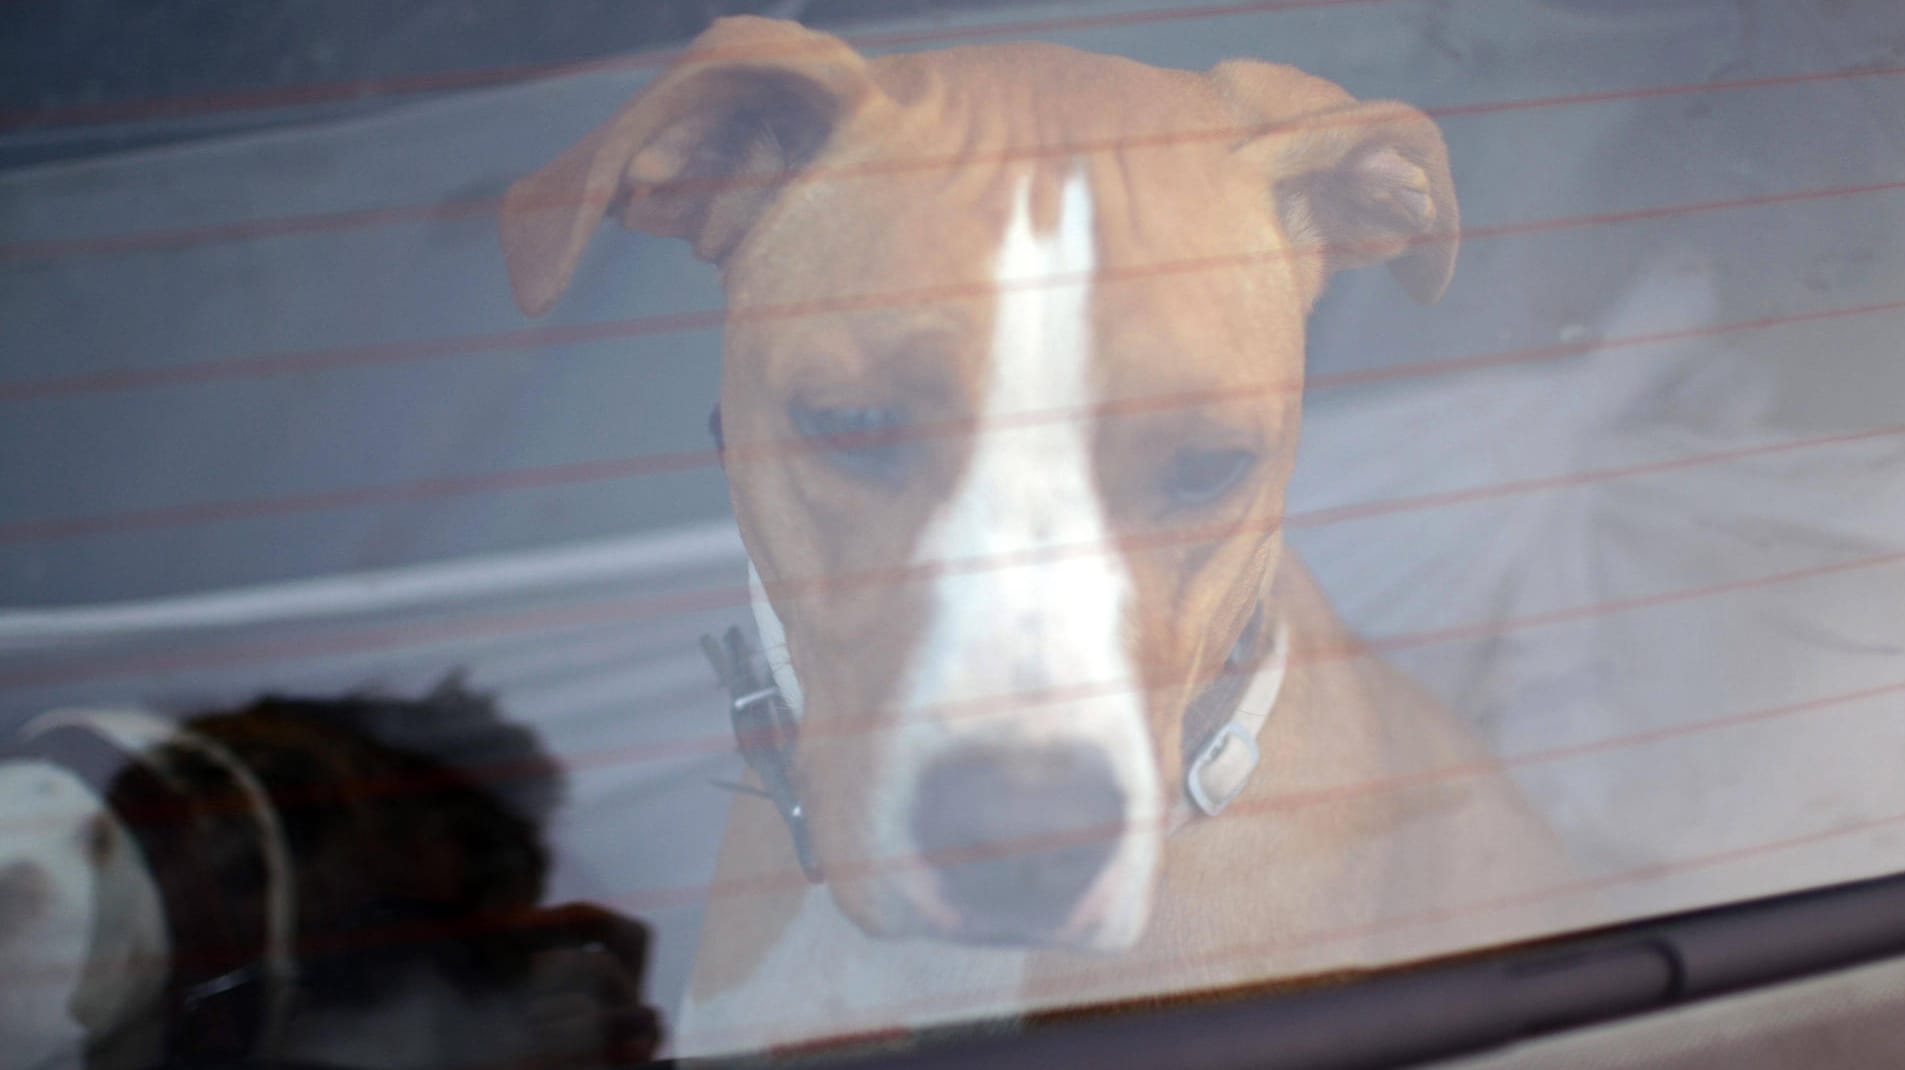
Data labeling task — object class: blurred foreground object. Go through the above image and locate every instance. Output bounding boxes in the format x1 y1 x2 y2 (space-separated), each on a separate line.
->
0 678 663 1068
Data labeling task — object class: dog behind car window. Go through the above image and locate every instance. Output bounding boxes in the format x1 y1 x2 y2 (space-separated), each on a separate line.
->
0 677 661 1070
499 16 1585 1055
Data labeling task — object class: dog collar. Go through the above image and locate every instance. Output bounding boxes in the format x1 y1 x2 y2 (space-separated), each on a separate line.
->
1177 605 1291 828
701 624 823 884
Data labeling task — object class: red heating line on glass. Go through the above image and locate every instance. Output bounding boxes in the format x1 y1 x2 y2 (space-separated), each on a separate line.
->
1 292 1901 548
7 638 1905 983
8 536 1905 852
1 175 1900 410
3 62 1899 265
696 801 1905 1045
0 0 1411 132
4 426 1902 696
5 540 1905 844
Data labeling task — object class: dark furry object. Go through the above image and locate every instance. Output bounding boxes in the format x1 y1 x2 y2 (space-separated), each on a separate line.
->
109 676 662 1067
306 673 568 827
166 676 563 1003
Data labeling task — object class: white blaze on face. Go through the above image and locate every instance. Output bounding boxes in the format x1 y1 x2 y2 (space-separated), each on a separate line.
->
875 170 1162 948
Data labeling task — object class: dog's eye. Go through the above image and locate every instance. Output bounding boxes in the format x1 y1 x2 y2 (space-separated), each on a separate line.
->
790 402 911 483
1164 448 1257 508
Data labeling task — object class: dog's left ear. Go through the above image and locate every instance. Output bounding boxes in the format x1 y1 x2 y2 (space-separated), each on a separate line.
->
1217 62 1459 305
499 17 883 317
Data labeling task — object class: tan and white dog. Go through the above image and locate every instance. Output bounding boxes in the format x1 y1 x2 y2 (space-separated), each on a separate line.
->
501 16 1587 1056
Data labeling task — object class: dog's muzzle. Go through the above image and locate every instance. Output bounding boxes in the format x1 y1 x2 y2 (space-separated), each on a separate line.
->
700 600 1289 905
908 742 1125 944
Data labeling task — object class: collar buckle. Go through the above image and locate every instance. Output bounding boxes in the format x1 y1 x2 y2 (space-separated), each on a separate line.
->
1180 609 1290 823
702 626 823 883
1186 721 1261 817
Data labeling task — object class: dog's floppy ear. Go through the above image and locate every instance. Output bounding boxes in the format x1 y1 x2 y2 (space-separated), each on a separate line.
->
499 17 882 317
1216 61 1459 304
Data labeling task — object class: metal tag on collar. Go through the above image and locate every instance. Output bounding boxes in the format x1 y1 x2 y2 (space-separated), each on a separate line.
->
1186 721 1260 817
701 626 823 883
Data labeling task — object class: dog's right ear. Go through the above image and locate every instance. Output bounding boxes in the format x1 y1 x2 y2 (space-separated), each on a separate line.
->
499 17 882 317
1214 60 1459 306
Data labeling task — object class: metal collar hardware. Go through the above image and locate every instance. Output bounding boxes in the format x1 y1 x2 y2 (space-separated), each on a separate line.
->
1181 605 1290 820
701 626 823 883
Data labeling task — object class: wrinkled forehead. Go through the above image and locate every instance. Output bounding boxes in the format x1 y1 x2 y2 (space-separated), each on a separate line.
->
720 44 1306 396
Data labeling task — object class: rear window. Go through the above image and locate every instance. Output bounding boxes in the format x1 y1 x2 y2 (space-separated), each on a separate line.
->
3 0 1903 1065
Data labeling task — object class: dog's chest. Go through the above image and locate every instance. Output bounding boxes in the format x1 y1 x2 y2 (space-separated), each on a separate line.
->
675 885 1030 1058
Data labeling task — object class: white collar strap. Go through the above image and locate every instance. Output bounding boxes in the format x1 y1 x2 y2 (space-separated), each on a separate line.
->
1185 615 1289 819
747 561 805 718
1169 613 1290 835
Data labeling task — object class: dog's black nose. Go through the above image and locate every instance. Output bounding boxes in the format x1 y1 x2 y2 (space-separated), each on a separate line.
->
910 744 1124 940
